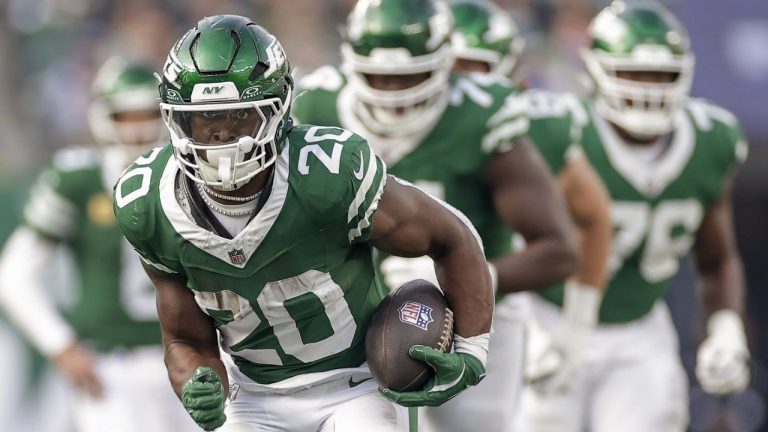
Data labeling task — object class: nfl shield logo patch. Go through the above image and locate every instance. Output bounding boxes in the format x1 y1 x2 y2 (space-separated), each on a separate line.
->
227 248 247 265
398 301 434 331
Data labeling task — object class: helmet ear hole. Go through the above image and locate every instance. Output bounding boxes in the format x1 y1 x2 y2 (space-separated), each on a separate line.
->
249 62 269 81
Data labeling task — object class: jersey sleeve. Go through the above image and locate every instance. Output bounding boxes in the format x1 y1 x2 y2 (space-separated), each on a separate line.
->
524 90 586 175
113 149 183 277
688 98 748 175
22 149 100 241
344 134 388 244
289 125 387 245
480 86 530 155
292 66 346 126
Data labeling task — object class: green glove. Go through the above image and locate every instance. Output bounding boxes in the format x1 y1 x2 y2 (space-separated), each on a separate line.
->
181 366 227 431
379 345 486 407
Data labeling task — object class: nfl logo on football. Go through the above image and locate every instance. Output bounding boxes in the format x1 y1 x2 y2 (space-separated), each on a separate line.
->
227 248 247 265
398 301 434 331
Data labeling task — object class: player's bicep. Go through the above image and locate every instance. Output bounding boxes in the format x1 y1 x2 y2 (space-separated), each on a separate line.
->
144 266 218 356
559 154 611 228
371 176 481 259
486 139 573 240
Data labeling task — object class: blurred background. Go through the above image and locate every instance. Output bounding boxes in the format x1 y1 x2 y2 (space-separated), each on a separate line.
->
0 0 764 431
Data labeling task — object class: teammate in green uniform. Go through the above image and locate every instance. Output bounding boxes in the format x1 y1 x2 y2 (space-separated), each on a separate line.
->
293 1 582 430
413 2 613 431
0 58 198 431
520 2 751 431
294 0 577 296
113 15 495 431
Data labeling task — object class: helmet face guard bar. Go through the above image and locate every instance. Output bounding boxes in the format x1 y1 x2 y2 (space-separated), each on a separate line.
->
161 92 289 190
583 48 695 138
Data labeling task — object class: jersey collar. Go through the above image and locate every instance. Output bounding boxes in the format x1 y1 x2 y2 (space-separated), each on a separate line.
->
592 105 695 198
158 141 290 268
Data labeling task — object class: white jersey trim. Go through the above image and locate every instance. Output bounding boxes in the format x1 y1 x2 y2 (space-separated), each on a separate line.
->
592 104 695 198
159 142 290 268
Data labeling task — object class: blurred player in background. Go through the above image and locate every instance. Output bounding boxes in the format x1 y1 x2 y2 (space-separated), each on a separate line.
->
519 1 751 431
294 0 577 300
294 1 582 426
114 15 494 431
420 1 613 431
0 57 198 432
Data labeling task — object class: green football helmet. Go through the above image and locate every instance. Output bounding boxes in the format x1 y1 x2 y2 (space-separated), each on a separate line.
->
582 0 695 138
450 0 524 77
159 15 293 191
341 0 454 138
88 57 165 162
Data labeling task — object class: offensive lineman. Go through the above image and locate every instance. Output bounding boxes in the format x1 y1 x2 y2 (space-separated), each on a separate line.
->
293 0 578 308
420 1 613 430
520 2 751 431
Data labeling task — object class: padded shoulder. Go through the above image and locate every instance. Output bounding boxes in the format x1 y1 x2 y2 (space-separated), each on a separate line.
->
287 124 387 243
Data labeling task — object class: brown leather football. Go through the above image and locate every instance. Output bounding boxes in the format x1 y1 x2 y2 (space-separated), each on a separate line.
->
365 279 454 392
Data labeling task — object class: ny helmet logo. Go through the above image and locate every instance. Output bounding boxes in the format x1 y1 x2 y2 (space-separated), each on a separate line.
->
202 86 224 95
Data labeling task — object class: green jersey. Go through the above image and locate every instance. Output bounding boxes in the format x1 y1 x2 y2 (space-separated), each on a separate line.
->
526 89 585 176
294 67 529 261
539 98 747 323
23 147 161 351
113 125 388 386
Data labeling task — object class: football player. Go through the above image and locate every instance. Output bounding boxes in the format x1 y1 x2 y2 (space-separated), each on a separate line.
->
293 1 578 302
418 1 613 431
519 2 751 431
293 1 580 428
113 15 495 432
0 58 199 431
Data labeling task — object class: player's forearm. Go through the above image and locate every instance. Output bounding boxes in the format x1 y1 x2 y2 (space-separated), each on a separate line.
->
698 252 746 316
165 340 228 398
492 235 579 294
570 215 611 290
434 237 494 337
560 155 612 290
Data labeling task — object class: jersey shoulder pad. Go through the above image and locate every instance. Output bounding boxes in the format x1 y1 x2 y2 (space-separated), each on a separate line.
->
47 146 103 197
524 90 586 174
448 73 529 154
293 65 346 126
686 98 748 169
448 72 516 111
113 146 172 245
287 124 387 243
22 147 103 239
525 90 587 123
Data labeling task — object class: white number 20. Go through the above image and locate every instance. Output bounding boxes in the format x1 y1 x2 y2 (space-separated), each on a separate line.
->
192 270 356 366
610 200 704 283
114 147 163 208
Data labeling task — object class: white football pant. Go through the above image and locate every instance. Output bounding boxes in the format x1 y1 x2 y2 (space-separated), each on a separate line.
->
517 298 689 432
222 373 408 431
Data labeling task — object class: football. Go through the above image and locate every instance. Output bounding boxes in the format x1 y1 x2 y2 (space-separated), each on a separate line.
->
365 279 454 392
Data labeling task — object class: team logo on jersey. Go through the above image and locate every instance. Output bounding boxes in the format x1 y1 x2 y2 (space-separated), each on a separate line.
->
227 248 247 265
398 301 434 331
